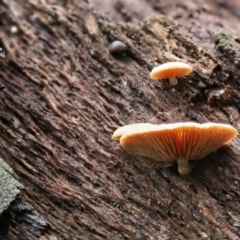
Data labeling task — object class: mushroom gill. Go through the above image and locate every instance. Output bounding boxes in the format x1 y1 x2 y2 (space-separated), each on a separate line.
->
112 122 238 175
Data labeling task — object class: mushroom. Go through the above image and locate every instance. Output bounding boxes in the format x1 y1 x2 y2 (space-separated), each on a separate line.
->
112 123 154 141
112 122 238 175
150 62 193 86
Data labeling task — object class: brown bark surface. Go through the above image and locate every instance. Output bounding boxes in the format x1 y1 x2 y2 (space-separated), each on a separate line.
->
0 0 240 239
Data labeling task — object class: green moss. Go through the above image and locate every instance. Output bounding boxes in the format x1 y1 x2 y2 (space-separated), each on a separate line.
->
212 28 240 64
0 158 23 214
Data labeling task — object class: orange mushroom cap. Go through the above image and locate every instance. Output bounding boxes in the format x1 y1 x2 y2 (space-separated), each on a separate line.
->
150 62 193 80
112 123 154 141
112 122 238 175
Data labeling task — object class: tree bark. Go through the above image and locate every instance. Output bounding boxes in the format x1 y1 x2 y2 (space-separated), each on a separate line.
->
0 0 240 239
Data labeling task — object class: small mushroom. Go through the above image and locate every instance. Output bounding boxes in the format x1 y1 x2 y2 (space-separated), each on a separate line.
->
112 122 237 175
150 62 193 86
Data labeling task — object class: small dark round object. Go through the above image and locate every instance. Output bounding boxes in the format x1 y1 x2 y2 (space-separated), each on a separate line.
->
216 44 224 52
234 59 240 68
0 84 5 90
133 232 148 240
109 40 128 54
197 81 207 89
0 47 5 58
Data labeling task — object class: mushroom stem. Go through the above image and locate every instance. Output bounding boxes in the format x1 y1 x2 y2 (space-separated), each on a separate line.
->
177 159 192 175
169 77 178 86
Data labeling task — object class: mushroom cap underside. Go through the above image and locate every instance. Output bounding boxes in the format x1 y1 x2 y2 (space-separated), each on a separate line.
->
150 62 193 80
118 122 238 162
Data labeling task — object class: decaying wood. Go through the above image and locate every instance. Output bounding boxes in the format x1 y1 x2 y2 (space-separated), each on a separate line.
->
0 0 240 239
